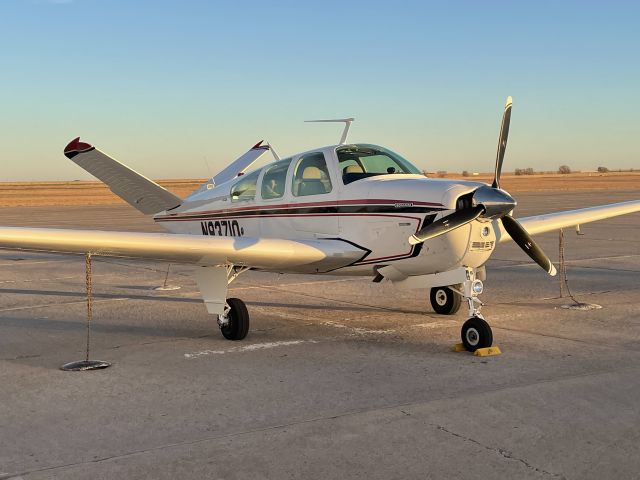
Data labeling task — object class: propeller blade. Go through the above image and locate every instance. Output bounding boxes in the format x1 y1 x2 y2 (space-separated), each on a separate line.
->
409 206 484 245
492 96 512 189
501 215 557 276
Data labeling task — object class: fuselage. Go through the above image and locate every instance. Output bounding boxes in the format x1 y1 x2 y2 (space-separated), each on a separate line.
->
154 143 498 276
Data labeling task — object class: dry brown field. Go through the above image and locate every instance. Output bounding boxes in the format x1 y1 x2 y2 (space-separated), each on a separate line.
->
1 172 639 207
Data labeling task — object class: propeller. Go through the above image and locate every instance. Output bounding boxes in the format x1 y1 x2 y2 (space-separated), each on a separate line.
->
408 205 484 244
492 96 512 189
501 215 557 275
409 96 557 276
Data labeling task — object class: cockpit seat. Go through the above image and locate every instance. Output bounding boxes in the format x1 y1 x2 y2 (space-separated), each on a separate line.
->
343 165 364 174
298 166 327 196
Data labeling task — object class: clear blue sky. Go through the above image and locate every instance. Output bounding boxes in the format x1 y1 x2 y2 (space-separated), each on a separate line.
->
1 0 638 181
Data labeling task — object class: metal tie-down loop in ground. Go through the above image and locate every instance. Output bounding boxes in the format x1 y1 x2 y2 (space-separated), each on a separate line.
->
153 263 181 291
60 253 111 371
558 228 602 311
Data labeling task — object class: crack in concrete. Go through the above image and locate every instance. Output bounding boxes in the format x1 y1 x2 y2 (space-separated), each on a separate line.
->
434 424 566 479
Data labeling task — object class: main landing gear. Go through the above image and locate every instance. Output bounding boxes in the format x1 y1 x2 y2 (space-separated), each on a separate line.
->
195 264 252 341
218 297 250 341
216 266 251 341
430 286 462 315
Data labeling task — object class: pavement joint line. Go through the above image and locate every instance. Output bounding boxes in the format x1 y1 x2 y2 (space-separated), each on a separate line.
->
254 285 413 313
540 290 612 300
252 305 416 334
0 273 110 285
492 324 640 352
556 237 640 244
0 260 64 266
4 364 639 480
250 306 335 324
556 265 640 273
492 253 640 264
0 297 128 313
250 306 401 333
496 290 610 305
1 334 217 362
491 263 640 273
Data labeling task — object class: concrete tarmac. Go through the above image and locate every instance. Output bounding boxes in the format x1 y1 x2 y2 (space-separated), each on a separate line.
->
1 189 639 480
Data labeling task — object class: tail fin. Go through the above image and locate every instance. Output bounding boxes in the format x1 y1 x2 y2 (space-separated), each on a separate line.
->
64 138 182 215
187 141 270 199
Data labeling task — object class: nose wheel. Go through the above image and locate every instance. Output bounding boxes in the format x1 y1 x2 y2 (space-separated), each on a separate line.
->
218 298 250 340
461 316 493 351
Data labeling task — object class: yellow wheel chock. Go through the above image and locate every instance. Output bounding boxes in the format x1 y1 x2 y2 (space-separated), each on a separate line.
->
451 343 502 356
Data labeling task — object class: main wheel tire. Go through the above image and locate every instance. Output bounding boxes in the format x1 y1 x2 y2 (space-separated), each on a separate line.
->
461 316 493 352
430 286 462 315
220 298 250 341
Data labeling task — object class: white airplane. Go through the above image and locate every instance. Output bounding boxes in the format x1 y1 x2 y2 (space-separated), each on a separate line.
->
1 97 639 351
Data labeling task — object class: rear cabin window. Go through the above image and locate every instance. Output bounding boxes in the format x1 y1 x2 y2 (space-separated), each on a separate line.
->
292 152 332 196
230 170 260 202
260 158 291 200
337 144 421 184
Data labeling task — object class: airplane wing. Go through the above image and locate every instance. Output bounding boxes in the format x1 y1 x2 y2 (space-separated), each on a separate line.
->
496 199 640 242
64 138 183 215
0 227 367 273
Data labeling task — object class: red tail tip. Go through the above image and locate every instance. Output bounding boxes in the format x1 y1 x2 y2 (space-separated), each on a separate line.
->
251 140 269 150
64 137 94 158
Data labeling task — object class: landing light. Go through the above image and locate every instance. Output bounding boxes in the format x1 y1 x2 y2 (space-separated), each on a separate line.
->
472 280 484 295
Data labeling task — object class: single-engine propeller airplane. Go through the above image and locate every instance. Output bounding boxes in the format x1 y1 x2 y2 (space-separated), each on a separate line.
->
1 97 639 351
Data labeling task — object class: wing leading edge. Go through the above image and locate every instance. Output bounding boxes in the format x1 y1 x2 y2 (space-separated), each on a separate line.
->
0 227 366 273
496 199 640 242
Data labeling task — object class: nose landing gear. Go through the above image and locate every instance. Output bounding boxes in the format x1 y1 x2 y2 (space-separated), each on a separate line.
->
459 270 493 352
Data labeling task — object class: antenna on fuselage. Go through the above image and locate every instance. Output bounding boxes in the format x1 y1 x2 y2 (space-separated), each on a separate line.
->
305 118 355 145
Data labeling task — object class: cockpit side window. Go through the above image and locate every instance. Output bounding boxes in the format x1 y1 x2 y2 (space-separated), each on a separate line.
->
292 152 333 196
260 158 292 200
337 144 421 185
230 170 260 202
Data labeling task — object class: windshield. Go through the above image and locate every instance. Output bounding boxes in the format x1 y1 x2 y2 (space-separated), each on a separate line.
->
336 144 421 184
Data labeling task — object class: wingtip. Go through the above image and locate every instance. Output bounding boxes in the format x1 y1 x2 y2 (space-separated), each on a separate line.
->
549 264 558 276
64 137 94 159
505 96 513 107
251 140 269 150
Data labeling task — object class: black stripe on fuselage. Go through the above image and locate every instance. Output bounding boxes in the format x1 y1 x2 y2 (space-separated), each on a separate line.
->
157 204 445 221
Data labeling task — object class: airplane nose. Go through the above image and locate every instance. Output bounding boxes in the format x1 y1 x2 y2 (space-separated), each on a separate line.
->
472 185 517 219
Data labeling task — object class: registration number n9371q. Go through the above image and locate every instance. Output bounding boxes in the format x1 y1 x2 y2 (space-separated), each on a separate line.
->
200 220 244 237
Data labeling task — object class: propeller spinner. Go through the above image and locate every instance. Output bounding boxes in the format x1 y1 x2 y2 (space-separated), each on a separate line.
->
409 97 557 276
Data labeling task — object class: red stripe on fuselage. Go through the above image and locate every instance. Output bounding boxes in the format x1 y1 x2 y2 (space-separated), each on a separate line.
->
155 212 425 222
155 198 443 220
